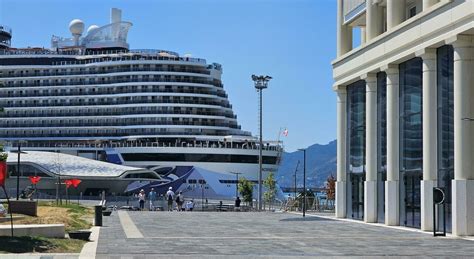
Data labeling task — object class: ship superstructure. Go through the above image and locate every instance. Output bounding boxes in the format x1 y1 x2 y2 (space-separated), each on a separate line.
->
0 8 282 181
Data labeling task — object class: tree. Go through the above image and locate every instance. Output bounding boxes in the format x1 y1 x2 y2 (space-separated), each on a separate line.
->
238 177 253 206
263 172 277 209
298 189 315 211
325 174 336 209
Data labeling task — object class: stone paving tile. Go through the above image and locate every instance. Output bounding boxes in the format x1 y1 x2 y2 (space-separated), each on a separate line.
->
96 211 474 258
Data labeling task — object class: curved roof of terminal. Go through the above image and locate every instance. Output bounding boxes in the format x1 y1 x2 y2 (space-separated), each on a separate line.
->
6 151 147 177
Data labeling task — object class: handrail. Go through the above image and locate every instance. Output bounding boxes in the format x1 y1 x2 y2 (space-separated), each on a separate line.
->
7 139 283 151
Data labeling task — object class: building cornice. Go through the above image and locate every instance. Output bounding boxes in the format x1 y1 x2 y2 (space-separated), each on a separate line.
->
332 0 472 88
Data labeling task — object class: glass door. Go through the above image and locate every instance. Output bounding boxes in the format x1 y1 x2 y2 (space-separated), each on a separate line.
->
437 169 453 233
404 172 422 228
377 171 386 223
351 174 364 220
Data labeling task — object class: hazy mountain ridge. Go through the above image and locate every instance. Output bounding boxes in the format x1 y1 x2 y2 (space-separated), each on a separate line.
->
276 140 337 188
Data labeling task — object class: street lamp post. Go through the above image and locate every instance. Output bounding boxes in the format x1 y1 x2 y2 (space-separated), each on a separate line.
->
16 143 20 200
298 148 307 217
293 160 300 199
16 140 27 200
200 183 207 211
251 74 272 211
230 172 242 198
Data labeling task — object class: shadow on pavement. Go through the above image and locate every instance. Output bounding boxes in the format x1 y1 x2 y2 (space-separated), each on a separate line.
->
280 216 334 222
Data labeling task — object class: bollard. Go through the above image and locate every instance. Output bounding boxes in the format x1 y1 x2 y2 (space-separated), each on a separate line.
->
94 205 103 226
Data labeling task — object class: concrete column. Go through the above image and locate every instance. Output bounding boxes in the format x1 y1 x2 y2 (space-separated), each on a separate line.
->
366 0 383 41
361 27 367 45
337 0 352 56
387 0 405 30
423 0 438 11
382 64 400 226
449 35 474 236
362 73 377 223
416 48 438 231
336 87 348 218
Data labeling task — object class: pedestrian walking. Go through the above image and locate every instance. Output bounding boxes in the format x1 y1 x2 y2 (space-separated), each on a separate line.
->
176 191 184 211
234 196 241 211
185 199 194 211
138 189 146 211
148 188 157 211
166 187 175 211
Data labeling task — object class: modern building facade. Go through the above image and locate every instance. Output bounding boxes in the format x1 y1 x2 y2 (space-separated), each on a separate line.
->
0 8 282 181
333 0 474 236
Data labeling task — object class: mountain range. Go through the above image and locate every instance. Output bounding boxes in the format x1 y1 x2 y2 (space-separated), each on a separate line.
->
276 140 337 188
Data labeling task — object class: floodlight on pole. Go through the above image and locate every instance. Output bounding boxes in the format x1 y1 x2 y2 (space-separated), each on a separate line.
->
16 140 27 200
298 148 307 218
252 74 272 211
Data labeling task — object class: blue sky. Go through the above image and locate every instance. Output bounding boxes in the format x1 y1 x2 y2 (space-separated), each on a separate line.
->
0 0 338 152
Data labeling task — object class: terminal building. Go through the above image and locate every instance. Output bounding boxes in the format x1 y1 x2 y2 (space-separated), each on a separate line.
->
333 0 474 236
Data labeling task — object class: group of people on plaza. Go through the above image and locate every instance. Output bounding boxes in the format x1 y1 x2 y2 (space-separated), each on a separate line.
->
136 186 244 212
137 187 194 211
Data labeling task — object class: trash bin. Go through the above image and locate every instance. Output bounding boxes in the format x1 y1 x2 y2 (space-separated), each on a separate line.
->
94 205 103 226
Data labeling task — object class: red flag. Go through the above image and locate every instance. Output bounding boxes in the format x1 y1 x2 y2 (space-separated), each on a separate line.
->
282 129 288 137
0 162 6 187
29 176 41 185
70 179 82 188
64 180 73 189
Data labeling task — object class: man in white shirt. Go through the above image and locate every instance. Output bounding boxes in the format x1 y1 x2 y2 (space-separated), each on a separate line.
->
185 199 194 211
166 187 175 211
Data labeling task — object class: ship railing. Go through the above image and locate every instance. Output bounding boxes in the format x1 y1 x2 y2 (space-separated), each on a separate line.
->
1 99 232 109
0 122 238 128
0 49 81 56
0 48 208 64
0 68 211 78
11 140 283 152
0 89 228 98
2 78 223 88
0 110 235 118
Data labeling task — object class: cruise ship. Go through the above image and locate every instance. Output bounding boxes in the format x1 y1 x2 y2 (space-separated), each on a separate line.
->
0 8 282 183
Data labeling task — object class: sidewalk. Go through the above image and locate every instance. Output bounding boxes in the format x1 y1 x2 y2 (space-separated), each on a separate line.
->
93 210 474 257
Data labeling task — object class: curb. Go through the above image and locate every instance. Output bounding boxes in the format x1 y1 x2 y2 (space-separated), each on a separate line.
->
286 211 474 242
78 226 101 259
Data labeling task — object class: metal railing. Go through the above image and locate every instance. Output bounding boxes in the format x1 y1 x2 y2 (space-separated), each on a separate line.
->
0 88 228 98
10 139 283 152
282 196 335 212
0 110 237 119
0 99 232 109
0 67 211 79
0 48 209 65
1 77 223 89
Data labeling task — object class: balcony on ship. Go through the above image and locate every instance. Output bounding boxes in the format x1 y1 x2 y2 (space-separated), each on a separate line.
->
0 66 211 78
0 77 224 88
0 85 228 98
0 97 232 109
0 108 237 119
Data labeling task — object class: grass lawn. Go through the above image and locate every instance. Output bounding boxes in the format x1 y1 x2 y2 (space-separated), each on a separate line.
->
2 201 93 232
0 236 86 253
0 201 94 253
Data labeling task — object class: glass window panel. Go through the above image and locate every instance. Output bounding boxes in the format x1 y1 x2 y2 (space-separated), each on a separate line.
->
377 72 387 172
347 81 366 175
399 58 423 171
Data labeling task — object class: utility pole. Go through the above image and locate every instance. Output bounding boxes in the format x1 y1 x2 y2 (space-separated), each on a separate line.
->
251 75 272 211
294 160 300 199
298 148 307 217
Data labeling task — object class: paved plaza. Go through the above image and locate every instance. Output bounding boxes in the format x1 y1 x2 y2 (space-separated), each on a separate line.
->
95 211 474 258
